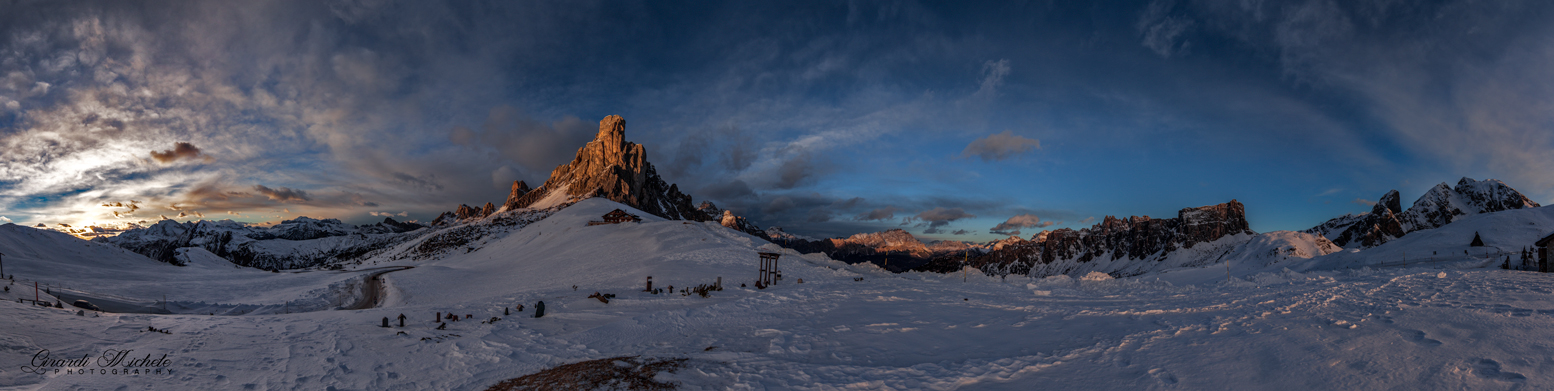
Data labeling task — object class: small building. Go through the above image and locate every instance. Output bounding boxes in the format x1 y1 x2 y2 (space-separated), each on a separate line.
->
1536 232 1554 273
588 209 642 226
1470 232 1485 247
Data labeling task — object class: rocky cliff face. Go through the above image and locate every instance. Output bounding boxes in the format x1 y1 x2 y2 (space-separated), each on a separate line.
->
1306 190 1405 248
916 200 1254 276
506 115 707 222
1306 178 1540 248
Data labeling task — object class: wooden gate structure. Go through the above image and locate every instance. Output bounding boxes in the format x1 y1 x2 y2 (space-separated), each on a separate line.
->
758 252 782 287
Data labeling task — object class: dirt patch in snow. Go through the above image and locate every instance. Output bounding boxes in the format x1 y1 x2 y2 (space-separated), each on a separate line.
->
484 356 688 391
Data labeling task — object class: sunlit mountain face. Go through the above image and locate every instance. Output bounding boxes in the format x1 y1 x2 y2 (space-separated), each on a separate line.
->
3 1 1553 244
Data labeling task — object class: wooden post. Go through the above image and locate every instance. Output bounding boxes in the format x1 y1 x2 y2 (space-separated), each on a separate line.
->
962 250 968 282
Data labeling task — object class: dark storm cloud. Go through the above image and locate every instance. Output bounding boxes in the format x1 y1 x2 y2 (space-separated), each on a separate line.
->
699 180 758 205
805 208 834 223
149 142 208 163
915 207 974 228
253 185 310 203
764 196 797 215
450 106 594 176
832 197 864 210
895 204 982 235
989 214 1054 236
855 206 900 222
660 123 757 182
391 173 443 192
774 153 818 189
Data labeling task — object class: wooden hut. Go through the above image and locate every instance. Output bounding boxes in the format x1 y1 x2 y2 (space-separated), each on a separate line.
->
1536 232 1554 273
588 209 642 226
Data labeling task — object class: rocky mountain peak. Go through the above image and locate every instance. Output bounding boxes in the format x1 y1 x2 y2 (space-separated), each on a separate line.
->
502 180 533 211
505 116 706 221
1375 190 1402 216
1308 177 1539 248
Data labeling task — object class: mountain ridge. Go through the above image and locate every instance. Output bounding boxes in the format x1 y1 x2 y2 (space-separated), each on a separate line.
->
1306 177 1540 248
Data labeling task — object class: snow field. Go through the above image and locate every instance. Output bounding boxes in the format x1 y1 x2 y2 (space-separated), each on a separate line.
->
4 200 1554 389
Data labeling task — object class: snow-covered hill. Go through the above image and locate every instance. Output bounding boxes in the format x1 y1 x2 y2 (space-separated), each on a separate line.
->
0 223 366 312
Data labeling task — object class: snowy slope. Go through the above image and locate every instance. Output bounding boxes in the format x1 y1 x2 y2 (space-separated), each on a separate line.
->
7 202 1554 390
371 198 869 307
0 223 367 312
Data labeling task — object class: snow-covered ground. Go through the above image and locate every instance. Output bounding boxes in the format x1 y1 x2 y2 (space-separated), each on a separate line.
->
4 199 1554 389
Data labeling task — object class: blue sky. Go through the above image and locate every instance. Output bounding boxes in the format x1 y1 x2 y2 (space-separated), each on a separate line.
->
2 1 1552 241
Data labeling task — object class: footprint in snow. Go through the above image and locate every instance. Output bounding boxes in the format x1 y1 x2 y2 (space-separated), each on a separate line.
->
1470 359 1526 382
1401 330 1442 347
1148 368 1178 386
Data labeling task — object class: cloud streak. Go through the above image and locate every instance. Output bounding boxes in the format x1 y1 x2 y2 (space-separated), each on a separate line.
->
960 131 1041 162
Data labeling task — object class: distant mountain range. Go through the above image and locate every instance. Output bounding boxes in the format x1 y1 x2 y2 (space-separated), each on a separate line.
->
96 217 425 270
911 200 1258 277
763 178 1542 279
89 115 1545 279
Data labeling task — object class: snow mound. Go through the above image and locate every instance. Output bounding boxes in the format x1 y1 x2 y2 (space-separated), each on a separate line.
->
1079 271 1113 281
1223 231 1340 269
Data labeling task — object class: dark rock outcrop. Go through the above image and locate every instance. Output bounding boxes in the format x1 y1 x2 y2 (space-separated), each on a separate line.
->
454 204 479 220
1306 190 1405 248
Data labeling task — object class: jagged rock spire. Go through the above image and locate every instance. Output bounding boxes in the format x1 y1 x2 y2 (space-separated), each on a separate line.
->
506 116 707 221
503 180 533 211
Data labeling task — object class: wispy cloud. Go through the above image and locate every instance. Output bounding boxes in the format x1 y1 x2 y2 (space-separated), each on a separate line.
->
960 131 1041 162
